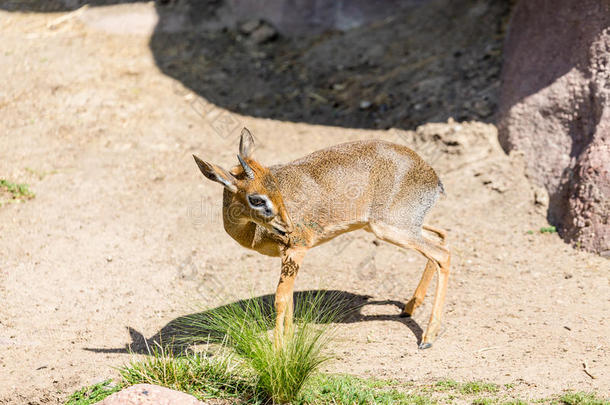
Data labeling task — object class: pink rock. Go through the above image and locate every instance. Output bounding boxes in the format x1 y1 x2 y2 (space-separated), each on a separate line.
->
498 0 610 254
97 384 206 405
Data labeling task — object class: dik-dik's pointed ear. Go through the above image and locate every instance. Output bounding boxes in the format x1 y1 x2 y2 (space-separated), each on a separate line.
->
239 127 255 158
193 155 237 193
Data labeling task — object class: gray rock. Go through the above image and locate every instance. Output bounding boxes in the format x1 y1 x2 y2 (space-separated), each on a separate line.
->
249 23 278 44
359 100 372 109
239 19 261 34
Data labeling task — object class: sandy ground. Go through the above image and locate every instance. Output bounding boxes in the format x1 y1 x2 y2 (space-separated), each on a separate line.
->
0 6 609 405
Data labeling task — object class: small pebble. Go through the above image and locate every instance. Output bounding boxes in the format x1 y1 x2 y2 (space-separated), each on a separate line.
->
359 100 372 109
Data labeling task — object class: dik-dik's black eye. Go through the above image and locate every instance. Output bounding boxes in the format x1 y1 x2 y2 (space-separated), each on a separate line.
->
248 195 266 207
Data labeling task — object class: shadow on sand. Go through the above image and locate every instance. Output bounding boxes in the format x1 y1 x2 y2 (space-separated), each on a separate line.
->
85 289 423 355
0 0 510 131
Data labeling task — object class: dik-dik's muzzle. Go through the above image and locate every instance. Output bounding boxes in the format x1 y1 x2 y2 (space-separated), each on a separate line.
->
270 215 293 237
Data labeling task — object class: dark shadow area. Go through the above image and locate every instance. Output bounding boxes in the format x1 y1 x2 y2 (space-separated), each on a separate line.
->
149 0 510 130
84 289 423 355
0 0 140 12
1 0 512 131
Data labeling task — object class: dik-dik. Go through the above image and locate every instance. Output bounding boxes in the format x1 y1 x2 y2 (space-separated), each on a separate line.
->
193 128 450 349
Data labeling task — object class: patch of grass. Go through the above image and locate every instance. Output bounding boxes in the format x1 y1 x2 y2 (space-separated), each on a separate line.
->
299 374 434 405
473 398 496 405
434 379 460 391
556 392 609 405
0 179 35 206
526 226 558 235
64 379 122 405
119 343 259 402
430 379 498 395
460 381 500 395
365 377 404 389
540 226 557 234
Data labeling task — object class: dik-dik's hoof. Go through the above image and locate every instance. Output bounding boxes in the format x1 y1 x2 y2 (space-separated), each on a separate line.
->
418 342 432 350
399 311 411 318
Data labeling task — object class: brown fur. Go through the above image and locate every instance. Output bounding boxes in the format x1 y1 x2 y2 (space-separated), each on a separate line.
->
193 128 450 349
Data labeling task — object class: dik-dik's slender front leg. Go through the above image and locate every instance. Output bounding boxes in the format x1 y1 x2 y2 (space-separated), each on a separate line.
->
274 247 307 347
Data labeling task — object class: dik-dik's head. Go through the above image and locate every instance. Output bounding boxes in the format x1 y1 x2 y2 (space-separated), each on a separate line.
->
193 128 293 238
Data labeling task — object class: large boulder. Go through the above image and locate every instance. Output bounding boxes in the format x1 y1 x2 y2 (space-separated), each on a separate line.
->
497 0 609 255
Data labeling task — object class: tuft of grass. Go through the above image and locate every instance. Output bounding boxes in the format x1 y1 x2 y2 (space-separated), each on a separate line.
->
434 379 460 391
118 343 257 402
460 381 500 395
473 398 495 405
0 179 35 206
556 392 610 405
64 379 122 405
175 291 346 404
526 226 558 235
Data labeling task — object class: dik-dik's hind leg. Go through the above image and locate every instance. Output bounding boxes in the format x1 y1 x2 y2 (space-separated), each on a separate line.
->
401 224 447 317
423 224 447 242
415 237 450 349
401 259 436 317
274 247 307 348
369 222 450 349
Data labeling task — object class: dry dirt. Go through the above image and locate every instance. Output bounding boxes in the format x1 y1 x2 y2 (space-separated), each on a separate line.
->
0 4 609 405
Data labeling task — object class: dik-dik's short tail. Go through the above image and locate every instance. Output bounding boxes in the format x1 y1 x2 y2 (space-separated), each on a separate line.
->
438 179 446 196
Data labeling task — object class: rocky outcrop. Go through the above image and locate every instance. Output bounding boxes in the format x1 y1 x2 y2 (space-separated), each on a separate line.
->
498 0 609 255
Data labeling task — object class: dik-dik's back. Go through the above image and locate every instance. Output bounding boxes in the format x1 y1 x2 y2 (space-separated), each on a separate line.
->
270 140 444 248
